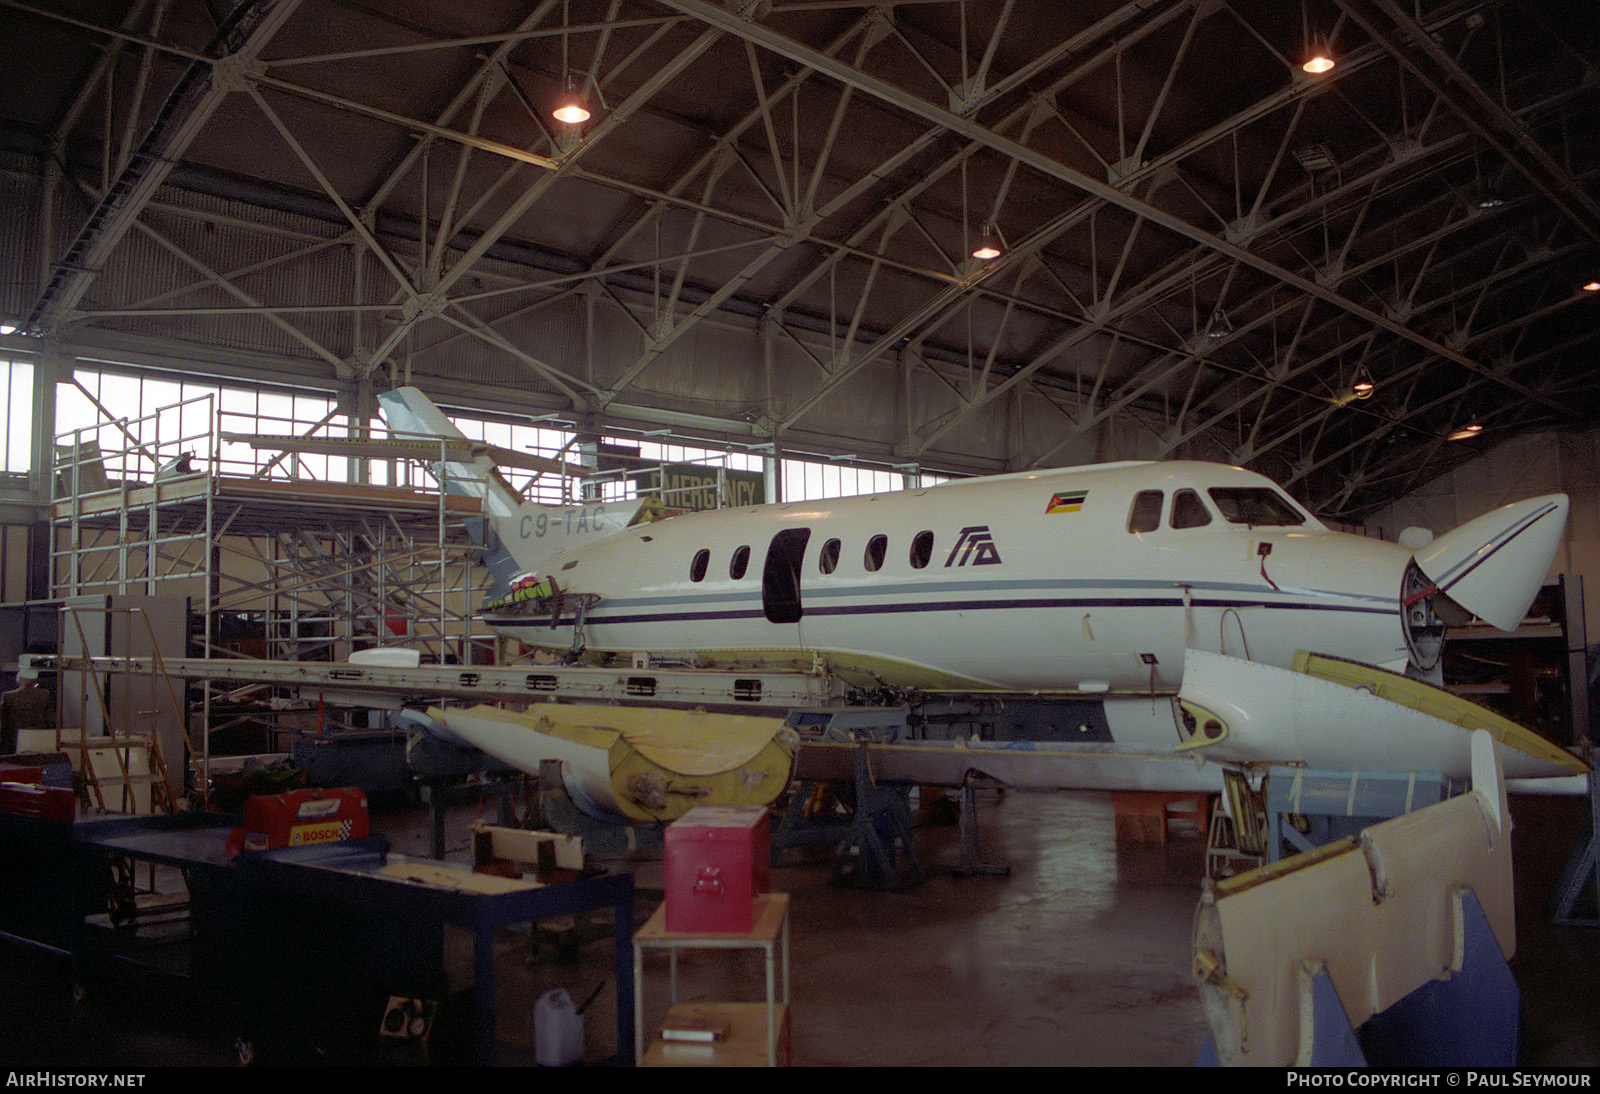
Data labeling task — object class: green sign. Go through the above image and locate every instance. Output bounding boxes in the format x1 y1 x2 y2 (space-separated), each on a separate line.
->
634 464 765 511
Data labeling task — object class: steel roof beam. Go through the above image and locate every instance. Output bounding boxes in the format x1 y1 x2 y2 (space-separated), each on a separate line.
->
658 0 1572 428
27 0 305 332
1334 0 1600 247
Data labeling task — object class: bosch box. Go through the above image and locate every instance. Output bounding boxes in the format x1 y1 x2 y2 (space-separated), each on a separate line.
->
663 805 769 933
235 787 369 852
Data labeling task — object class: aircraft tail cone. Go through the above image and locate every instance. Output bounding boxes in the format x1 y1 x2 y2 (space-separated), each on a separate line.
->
1410 494 1568 632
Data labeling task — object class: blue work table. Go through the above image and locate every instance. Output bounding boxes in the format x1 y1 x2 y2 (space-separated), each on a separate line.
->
61 814 634 1065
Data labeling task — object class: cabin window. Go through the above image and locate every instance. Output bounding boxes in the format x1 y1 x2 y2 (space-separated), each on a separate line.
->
863 534 888 572
909 530 935 569
1208 488 1306 526
729 545 750 580
1171 490 1212 529
1128 490 1163 533
819 538 842 574
689 548 710 582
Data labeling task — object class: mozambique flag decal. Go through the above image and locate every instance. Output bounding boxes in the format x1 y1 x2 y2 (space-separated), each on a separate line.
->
1046 490 1088 514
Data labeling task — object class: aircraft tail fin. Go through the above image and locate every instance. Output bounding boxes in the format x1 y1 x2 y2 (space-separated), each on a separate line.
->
376 386 521 518
376 386 659 597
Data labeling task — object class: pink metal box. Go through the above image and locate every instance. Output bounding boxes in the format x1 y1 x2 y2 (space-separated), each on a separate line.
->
663 805 770 932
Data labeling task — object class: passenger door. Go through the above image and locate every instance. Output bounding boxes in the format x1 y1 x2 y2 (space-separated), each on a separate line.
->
761 528 810 624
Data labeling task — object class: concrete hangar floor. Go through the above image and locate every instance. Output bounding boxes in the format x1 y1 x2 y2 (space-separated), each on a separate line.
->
0 789 1596 1068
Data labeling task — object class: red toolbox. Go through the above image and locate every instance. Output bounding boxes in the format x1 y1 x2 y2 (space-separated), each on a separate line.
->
0 781 75 823
663 805 769 932
234 787 369 853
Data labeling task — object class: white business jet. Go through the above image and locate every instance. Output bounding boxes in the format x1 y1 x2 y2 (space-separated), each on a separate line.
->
378 387 1587 791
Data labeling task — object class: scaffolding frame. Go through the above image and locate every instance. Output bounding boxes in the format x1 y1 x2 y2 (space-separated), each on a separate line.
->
49 394 496 789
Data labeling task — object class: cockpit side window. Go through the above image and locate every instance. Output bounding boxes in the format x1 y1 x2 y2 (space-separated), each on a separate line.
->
1208 487 1307 526
1127 490 1163 533
1171 489 1213 529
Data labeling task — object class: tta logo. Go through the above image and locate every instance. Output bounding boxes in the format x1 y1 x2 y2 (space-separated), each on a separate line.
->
946 525 1003 567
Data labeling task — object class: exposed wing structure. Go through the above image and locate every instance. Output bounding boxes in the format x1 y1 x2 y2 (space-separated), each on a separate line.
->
1194 729 1516 1066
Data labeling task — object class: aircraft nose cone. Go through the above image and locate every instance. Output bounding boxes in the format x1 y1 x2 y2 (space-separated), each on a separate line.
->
1411 494 1569 631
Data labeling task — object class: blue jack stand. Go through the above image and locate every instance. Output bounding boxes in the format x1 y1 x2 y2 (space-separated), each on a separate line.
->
774 741 923 889
930 774 1009 878
1550 747 1599 927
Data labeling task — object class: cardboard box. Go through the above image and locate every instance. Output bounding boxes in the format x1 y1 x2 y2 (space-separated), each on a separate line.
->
664 805 769 932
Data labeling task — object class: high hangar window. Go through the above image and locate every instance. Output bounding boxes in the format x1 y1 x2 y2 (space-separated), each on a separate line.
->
1127 491 1163 533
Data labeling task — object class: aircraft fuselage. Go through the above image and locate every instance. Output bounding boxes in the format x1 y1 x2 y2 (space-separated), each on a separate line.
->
488 461 1415 694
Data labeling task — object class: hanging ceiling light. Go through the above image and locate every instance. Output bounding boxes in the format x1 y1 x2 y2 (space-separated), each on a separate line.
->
1351 363 1376 399
1447 404 1485 441
552 76 591 125
970 223 1003 261
1302 31 1335 74
551 1 590 126
1583 280 1600 292
1205 307 1234 340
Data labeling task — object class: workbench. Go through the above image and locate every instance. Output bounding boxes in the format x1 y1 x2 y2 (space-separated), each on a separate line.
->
37 813 635 1065
235 839 636 1064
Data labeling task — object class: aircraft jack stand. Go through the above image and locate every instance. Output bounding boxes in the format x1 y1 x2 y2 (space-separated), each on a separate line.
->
1550 746 1600 926
1197 890 1519 1066
774 742 924 889
831 742 923 889
534 760 662 859
930 775 1009 879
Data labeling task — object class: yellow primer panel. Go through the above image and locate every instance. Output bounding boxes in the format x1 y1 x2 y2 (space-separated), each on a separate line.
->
461 702 796 823
1292 650 1587 775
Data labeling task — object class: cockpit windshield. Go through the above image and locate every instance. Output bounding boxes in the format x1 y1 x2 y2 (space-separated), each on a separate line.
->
1207 487 1306 526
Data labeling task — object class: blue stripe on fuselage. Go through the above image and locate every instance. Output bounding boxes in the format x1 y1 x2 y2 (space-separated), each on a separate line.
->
591 576 1393 612
487 587 1396 630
